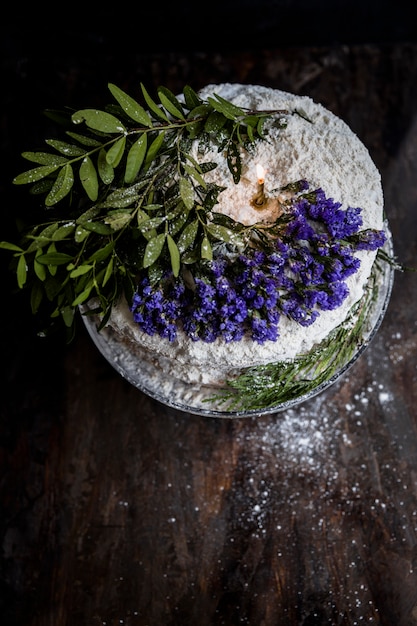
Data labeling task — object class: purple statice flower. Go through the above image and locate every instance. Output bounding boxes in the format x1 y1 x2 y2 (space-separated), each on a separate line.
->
193 278 217 319
328 281 350 308
130 276 184 341
183 278 220 341
250 316 279 343
323 203 363 238
280 293 319 327
219 317 245 343
130 184 386 344
310 281 350 310
351 229 387 250
286 209 316 241
301 190 363 238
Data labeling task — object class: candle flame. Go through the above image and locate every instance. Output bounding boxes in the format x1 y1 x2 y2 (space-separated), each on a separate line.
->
256 164 265 184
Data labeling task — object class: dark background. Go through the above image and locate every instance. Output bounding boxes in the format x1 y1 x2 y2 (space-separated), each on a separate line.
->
2 0 416 195
3 0 416 167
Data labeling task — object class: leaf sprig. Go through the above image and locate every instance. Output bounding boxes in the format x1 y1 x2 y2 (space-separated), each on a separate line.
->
1 83 288 335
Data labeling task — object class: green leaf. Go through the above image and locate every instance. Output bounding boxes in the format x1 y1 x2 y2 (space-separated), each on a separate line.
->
143 233 166 268
157 87 185 119
69 264 93 278
79 156 99 201
104 211 132 231
26 238 46 255
72 285 93 306
98 148 114 184
144 132 165 167
143 203 163 212
140 83 170 122
226 141 241 184
52 223 76 241
242 114 260 129
98 185 140 209
187 103 211 119
17 254 27 288
183 85 201 110
72 109 126 134
201 235 212 260
88 241 114 262
138 215 165 233
39 223 60 237
82 221 113 235
206 222 242 245
257 117 267 138
61 306 75 328
46 243 58 276
22 151 69 166
34 248 47 281
168 202 189 236
136 210 156 241
45 163 74 206
13 164 59 185
177 218 198 253
76 205 101 223
108 83 152 127
167 234 180 277
246 124 255 142
102 256 114 287
182 162 206 188
125 134 147 183
0 241 23 252
207 94 245 120
204 110 227 134
74 225 90 243
45 139 86 157
186 120 204 139
36 252 74 265
106 136 126 167
179 176 194 211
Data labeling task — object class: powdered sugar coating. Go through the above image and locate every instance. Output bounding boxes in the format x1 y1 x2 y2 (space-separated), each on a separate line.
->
107 84 384 386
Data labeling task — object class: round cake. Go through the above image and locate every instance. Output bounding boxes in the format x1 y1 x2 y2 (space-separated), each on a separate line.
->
101 83 387 410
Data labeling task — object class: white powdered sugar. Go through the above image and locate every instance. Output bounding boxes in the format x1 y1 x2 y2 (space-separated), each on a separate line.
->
106 84 384 387
195 84 383 231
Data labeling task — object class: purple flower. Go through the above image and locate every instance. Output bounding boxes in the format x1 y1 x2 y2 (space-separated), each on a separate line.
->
130 184 386 344
251 316 279 343
352 229 387 250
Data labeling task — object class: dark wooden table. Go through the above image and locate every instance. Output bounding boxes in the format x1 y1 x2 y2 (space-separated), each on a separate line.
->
1 41 417 626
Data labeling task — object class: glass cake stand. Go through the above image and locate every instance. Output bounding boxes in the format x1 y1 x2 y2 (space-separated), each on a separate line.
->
81 223 395 418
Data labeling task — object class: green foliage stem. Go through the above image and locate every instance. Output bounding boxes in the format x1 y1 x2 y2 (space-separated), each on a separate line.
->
1 83 289 335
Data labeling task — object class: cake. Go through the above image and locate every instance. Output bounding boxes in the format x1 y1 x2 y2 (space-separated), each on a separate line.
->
101 83 387 410
6 82 389 413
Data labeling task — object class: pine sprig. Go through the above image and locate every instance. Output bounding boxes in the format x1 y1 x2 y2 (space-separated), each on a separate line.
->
1 83 287 335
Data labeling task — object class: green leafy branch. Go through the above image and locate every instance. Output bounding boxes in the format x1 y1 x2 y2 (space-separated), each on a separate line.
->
1 83 289 335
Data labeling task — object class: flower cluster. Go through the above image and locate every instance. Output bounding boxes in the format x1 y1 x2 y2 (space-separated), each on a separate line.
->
130 184 386 344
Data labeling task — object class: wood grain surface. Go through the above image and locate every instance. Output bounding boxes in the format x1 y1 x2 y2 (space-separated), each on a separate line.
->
1 40 417 625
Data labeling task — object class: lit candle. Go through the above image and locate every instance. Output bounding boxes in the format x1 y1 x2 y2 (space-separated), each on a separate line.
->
252 164 267 208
